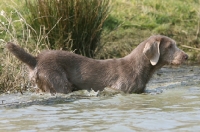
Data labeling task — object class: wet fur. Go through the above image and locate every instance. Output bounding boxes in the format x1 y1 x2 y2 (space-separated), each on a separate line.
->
6 35 188 94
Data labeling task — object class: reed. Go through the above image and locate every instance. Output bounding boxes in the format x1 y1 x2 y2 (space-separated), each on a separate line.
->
0 6 37 93
26 0 111 57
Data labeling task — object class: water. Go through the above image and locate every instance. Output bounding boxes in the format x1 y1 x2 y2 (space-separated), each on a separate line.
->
0 65 200 131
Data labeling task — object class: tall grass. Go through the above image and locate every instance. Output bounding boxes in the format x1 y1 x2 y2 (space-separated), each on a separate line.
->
0 3 38 93
26 0 110 57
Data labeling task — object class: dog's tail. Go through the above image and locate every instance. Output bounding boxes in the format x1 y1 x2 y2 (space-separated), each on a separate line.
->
6 42 37 70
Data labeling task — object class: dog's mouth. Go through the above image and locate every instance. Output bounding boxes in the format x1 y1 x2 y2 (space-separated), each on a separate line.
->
168 53 189 66
169 58 188 66
170 62 182 67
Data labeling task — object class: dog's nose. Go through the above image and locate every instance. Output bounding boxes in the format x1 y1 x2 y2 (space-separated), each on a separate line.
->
184 54 189 60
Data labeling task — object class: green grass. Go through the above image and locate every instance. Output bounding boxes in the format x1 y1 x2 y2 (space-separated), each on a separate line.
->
99 0 200 60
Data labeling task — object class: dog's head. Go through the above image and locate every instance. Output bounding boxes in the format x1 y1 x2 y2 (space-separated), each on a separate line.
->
143 35 188 66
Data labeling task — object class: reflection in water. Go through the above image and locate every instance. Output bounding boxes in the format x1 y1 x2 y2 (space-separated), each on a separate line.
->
0 66 200 131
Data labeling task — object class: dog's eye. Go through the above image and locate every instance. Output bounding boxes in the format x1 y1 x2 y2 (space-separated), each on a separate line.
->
168 44 173 49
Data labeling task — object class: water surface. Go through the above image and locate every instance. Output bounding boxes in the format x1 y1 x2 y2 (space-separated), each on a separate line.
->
0 66 200 131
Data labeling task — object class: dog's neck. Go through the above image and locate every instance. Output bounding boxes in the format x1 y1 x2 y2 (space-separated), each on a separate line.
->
123 43 165 93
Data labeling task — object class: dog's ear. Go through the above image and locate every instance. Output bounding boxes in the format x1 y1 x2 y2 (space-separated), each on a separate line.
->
143 40 160 65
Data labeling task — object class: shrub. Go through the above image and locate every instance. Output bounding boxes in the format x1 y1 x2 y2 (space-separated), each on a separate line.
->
26 0 110 57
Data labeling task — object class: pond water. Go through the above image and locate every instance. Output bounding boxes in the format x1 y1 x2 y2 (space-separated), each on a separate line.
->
1 65 200 131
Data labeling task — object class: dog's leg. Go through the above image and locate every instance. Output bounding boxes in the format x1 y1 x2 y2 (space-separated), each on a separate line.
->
36 70 72 94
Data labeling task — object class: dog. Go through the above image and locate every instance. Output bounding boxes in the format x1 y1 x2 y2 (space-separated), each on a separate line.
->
6 35 188 94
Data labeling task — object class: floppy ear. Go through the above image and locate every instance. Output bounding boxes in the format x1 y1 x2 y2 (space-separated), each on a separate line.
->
143 40 160 65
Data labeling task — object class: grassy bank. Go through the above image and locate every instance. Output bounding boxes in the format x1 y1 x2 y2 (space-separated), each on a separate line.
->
99 0 200 60
1 0 200 93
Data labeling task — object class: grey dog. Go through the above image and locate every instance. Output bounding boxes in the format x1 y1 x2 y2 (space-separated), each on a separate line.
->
6 35 188 94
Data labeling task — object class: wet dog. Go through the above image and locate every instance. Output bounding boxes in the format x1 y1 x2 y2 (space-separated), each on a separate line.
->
6 35 188 94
